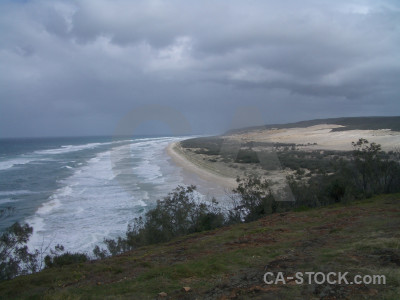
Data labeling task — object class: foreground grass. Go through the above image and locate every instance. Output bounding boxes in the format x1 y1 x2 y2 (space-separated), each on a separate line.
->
1 194 399 299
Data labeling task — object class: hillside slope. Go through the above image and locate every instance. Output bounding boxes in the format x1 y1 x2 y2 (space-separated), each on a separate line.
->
1 194 399 299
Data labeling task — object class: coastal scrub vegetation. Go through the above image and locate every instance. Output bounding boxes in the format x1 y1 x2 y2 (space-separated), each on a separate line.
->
93 185 225 258
44 245 88 268
288 138 400 207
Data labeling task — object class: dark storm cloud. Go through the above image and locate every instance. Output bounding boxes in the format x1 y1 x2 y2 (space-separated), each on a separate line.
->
0 0 399 137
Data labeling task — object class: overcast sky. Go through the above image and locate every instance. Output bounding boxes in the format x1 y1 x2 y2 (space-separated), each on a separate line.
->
1 0 399 137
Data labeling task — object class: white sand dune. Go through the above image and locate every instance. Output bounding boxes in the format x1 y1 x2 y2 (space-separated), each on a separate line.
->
228 124 400 151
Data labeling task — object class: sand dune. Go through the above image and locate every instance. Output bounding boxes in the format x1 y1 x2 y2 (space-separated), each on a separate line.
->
227 124 400 151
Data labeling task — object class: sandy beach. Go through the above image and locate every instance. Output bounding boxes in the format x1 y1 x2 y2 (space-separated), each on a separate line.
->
166 142 238 191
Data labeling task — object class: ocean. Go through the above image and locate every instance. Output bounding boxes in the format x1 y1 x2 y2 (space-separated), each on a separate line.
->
0 136 198 255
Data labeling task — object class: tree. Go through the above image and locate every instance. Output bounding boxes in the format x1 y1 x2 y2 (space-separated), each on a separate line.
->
351 138 400 195
230 176 277 222
141 185 224 244
0 223 39 281
351 138 381 195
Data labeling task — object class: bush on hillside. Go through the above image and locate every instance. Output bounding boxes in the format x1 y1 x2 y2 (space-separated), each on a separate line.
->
44 251 88 268
229 176 280 222
94 185 225 257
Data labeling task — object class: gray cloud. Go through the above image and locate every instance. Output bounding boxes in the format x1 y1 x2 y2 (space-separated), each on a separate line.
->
0 0 399 137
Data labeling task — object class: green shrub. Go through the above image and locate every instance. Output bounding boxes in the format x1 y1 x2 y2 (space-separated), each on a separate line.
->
228 176 289 223
44 252 88 268
94 186 225 258
235 149 260 164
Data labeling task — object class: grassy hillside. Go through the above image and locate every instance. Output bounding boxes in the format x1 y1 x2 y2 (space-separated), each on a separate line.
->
226 116 400 134
1 194 399 299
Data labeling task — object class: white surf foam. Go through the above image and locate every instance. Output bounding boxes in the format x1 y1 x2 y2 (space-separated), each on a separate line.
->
0 190 34 196
0 157 38 171
34 142 109 155
26 137 189 255
0 198 13 204
129 138 177 183
45 140 131 156
0 141 128 171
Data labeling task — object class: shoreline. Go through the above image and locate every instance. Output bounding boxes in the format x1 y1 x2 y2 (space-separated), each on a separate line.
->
166 141 238 191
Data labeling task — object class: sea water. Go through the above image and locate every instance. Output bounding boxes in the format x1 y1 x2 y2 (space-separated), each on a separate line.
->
0 136 195 254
